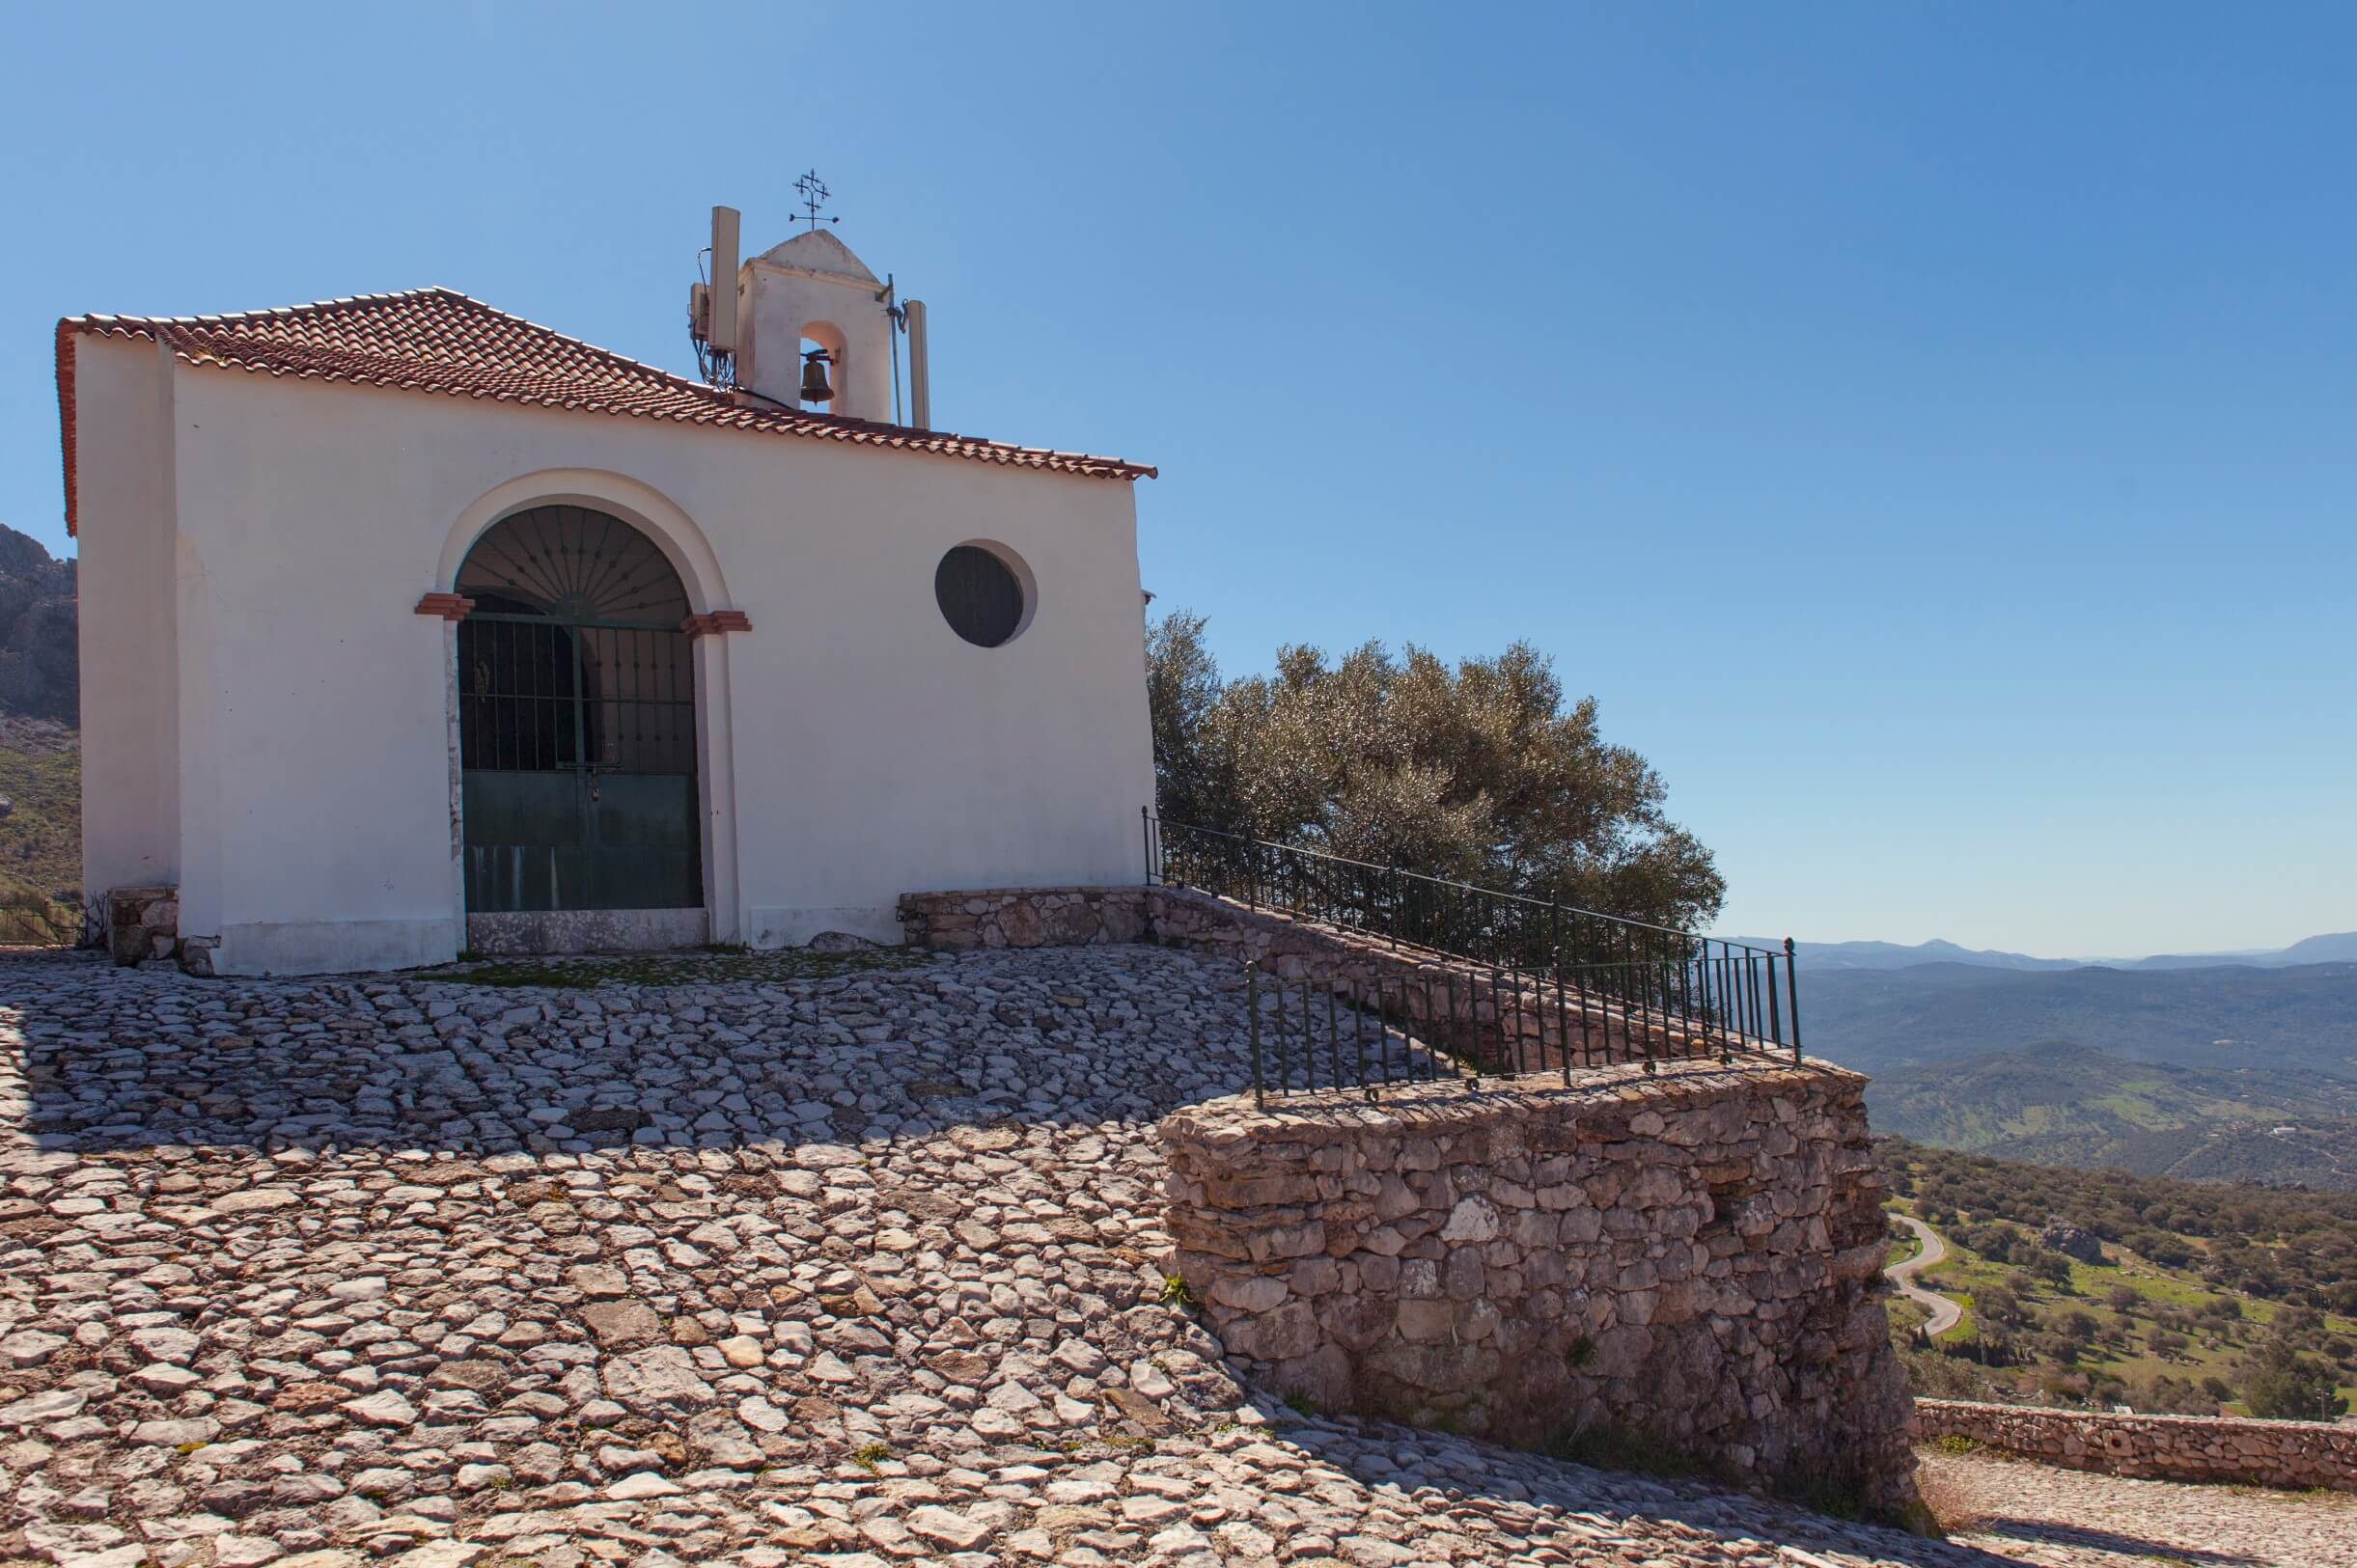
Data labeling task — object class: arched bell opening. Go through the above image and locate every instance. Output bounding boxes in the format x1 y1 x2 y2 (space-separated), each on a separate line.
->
797 320 847 410
454 505 703 914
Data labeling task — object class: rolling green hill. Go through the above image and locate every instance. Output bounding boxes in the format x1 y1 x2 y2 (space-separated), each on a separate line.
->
0 525 81 946
1882 1139 2357 1416
0 719 82 945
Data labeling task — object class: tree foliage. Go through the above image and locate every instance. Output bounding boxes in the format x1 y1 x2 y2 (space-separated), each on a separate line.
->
1146 612 1726 932
2240 1339 2349 1422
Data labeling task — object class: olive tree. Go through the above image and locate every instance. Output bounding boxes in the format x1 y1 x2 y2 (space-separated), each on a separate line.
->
1146 612 1726 933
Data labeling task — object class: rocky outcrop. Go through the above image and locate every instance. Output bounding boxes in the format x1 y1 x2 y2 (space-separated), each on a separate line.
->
2038 1221 2106 1265
0 525 75 726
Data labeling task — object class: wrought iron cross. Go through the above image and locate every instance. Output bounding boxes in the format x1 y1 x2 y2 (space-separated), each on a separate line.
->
789 170 840 232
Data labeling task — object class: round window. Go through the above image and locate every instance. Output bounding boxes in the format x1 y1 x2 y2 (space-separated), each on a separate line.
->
934 545 1025 647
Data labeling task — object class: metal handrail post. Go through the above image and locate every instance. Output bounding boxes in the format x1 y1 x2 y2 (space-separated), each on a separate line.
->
1784 937 1802 1063
1246 962 1265 1110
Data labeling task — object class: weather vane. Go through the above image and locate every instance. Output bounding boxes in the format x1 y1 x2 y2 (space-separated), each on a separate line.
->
788 170 839 233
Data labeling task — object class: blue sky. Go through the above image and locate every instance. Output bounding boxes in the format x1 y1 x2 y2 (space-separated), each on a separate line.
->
3 4 2350 957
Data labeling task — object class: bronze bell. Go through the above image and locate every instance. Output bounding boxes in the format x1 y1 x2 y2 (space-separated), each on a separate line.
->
799 347 835 404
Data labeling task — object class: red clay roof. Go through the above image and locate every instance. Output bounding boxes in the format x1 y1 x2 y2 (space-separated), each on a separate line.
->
54 287 1154 535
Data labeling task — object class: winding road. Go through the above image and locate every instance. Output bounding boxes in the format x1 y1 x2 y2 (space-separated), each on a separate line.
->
1885 1211 1964 1337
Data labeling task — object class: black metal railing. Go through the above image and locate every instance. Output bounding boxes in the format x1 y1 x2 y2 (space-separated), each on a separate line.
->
1245 960 1447 1103
1242 947 1787 1107
1146 813 1802 1091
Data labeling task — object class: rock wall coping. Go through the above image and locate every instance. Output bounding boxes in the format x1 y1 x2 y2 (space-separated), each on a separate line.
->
899 885 1755 1072
1913 1398 2357 1493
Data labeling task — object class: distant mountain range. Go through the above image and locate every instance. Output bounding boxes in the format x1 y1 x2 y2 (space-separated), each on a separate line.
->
1798 954 2357 1187
1733 936 2076 971
2120 931 2357 969
1803 959 2357 1079
1733 931 2357 972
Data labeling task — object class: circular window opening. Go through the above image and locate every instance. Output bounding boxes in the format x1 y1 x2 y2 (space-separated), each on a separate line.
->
935 544 1026 647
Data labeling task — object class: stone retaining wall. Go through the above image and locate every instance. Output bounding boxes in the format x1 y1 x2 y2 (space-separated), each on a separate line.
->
103 885 219 975
104 885 178 969
1913 1398 2357 1492
897 885 1150 951
898 885 1748 1070
1157 1059 1918 1515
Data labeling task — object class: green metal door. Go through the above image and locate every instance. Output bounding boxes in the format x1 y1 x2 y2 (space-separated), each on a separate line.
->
455 507 703 913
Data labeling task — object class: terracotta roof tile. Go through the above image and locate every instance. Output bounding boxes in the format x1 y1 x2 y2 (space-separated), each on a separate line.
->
54 287 1154 535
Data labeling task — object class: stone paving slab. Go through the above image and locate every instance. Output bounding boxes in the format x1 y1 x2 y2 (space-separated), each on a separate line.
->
1920 1447 2357 1566
0 946 2269 1567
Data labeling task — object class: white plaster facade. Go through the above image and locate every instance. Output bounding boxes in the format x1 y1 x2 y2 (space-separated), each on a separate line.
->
67 236 1155 976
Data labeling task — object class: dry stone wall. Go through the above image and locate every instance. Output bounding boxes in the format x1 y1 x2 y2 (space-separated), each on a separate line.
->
1157 1059 1918 1516
898 885 1747 1070
1913 1399 2357 1492
102 884 217 975
897 885 1150 951
104 885 178 968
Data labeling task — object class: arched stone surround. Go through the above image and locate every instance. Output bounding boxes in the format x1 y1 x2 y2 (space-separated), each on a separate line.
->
432 470 748 947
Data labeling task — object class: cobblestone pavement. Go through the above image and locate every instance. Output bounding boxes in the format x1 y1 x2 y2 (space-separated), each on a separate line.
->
1919 1448 2357 1566
0 945 2287 1568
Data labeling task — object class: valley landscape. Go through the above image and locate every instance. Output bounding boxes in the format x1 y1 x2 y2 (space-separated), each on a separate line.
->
1789 930 2357 1424
1797 947 2357 1186
1882 1138 2357 1419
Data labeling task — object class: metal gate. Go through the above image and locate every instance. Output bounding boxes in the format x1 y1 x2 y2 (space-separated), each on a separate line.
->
455 506 703 913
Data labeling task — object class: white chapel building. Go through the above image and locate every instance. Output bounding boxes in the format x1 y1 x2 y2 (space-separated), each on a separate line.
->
58 208 1157 976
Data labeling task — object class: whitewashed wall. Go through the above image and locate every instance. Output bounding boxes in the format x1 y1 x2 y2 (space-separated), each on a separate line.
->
73 357 1154 975
74 337 180 899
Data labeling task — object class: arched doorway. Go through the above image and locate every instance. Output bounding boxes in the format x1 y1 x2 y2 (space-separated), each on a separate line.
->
455 506 703 913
